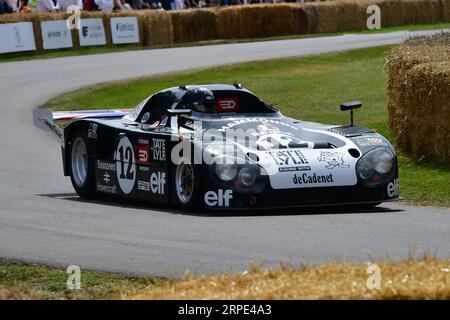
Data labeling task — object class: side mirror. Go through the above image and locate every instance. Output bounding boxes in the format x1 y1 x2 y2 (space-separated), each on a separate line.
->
340 101 362 126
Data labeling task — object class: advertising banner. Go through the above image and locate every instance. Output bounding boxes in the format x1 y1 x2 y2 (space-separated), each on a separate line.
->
0 22 36 54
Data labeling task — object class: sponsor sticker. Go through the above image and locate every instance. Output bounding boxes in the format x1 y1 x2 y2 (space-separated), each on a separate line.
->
152 138 166 161
317 151 349 169
88 123 98 139
387 178 399 198
355 136 386 147
265 148 358 189
96 160 117 194
216 98 239 112
137 138 150 165
150 171 166 194
204 189 233 207
268 150 309 166
137 180 150 192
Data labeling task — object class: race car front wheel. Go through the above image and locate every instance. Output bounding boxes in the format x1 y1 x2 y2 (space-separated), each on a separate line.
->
174 161 201 210
69 131 96 198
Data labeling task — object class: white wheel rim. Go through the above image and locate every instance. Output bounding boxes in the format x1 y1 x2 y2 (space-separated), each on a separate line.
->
175 163 194 204
71 137 88 187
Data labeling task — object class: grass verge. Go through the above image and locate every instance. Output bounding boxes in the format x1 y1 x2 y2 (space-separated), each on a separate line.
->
0 260 161 300
2 256 450 299
44 45 450 207
1 22 450 63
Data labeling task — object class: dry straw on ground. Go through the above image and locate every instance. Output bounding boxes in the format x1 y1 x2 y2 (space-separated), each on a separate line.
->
123 257 450 300
387 32 450 163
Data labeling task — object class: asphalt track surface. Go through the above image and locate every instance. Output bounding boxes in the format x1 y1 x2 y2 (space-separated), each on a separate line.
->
0 30 449 277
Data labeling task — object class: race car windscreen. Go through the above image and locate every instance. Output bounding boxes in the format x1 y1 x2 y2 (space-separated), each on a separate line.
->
212 90 278 114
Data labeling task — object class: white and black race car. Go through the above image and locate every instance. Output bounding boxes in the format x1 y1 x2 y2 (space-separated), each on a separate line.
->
34 84 399 210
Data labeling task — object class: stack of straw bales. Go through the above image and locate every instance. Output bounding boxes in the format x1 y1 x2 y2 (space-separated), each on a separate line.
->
386 33 450 163
1 1 450 52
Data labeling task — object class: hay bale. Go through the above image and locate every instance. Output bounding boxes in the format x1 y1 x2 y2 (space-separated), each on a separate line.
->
336 1 367 31
261 4 297 37
170 9 218 43
386 33 450 163
141 10 173 47
217 4 297 39
314 2 338 33
292 4 318 34
443 0 450 21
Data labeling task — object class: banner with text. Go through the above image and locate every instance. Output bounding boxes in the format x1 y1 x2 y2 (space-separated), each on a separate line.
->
0 22 36 54
41 20 73 50
78 18 106 47
110 17 139 44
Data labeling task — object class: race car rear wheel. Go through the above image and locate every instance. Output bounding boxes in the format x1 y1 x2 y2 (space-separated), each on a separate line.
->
174 161 201 210
69 131 96 198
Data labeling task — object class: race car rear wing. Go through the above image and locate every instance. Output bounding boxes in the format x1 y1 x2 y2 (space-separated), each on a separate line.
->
33 108 65 146
33 108 131 146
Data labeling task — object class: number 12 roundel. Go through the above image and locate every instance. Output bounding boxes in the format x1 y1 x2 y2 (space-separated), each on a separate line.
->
114 136 136 194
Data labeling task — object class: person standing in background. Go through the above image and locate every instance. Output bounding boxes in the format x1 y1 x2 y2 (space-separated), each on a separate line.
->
36 0 58 12
58 0 83 10
171 0 183 10
94 0 113 12
5 0 18 12
27 0 38 11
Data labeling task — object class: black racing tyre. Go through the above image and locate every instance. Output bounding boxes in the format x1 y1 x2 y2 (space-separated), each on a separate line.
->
68 130 96 198
172 160 202 211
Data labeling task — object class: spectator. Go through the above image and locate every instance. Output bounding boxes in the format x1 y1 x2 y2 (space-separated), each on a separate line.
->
114 0 131 10
19 0 32 11
36 0 58 11
27 0 37 11
95 0 113 12
58 0 82 11
171 0 183 10
84 0 99 10
6 0 18 11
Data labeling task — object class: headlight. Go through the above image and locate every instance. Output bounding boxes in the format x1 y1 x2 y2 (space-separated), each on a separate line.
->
373 149 393 174
239 167 257 186
215 156 237 181
356 148 395 186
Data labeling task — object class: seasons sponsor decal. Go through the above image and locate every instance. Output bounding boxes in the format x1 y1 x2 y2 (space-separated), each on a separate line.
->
96 160 117 194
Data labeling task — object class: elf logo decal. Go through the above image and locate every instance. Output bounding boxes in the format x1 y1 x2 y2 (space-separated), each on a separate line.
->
387 179 399 198
114 136 136 195
204 189 233 207
317 151 349 169
150 172 166 194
